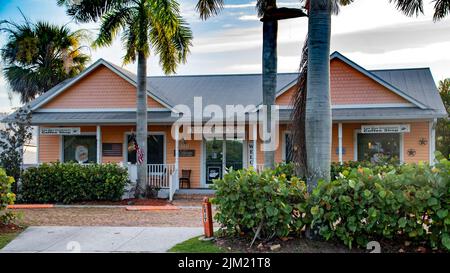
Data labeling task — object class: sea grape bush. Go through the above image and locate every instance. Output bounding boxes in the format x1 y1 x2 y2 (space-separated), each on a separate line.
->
212 163 308 240
213 155 450 251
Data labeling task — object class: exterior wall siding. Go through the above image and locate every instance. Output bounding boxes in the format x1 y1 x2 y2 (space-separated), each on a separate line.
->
42 65 165 109
330 59 407 105
276 59 410 106
403 122 430 163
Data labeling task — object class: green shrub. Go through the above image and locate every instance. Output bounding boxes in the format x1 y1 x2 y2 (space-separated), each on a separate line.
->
0 168 16 224
212 167 307 239
214 154 450 251
311 154 450 250
20 163 129 204
330 160 399 180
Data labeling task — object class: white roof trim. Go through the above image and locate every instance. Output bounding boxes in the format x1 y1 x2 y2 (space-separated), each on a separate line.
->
31 59 174 112
35 108 172 113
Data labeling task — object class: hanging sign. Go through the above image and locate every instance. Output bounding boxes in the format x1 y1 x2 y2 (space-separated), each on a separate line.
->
40 127 81 135
361 124 410 134
247 142 255 166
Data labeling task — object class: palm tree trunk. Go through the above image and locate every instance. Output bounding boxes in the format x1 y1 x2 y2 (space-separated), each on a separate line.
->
262 19 278 169
305 0 332 192
136 50 148 198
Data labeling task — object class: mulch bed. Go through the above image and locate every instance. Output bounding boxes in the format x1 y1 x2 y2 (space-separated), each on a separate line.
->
73 198 170 206
214 235 440 253
0 223 24 234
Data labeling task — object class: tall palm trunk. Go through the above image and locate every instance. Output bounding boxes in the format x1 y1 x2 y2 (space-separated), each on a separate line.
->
305 0 331 192
262 19 278 169
136 51 148 198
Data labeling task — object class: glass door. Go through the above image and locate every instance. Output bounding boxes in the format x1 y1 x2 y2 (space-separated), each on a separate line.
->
225 140 243 171
204 138 244 184
205 139 223 184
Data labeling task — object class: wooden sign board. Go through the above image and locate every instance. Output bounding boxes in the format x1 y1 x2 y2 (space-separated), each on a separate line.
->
361 124 410 134
174 149 196 157
40 127 81 135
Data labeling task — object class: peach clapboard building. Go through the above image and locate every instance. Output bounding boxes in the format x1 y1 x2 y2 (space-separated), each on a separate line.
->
4 52 447 199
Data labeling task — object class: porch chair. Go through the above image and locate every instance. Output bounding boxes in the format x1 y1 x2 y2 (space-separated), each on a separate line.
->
179 169 192 189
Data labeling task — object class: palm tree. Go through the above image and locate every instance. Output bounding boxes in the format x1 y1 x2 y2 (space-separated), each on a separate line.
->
58 0 193 197
0 16 90 103
293 0 450 191
196 0 306 169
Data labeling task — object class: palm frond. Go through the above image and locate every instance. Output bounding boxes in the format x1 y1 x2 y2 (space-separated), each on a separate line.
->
0 17 90 102
195 0 224 20
389 0 424 17
432 0 450 21
149 0 193 74
57 0 132 23
93 6 134 48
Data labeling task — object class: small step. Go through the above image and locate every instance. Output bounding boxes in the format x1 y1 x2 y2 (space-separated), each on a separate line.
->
173 189 215 201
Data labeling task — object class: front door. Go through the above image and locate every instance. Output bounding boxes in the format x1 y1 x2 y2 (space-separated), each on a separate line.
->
204 138 244 184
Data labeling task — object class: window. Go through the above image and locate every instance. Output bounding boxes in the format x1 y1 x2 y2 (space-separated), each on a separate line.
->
127 134 164 164
357 133 400 163
284 132 293 163
63 135 97 163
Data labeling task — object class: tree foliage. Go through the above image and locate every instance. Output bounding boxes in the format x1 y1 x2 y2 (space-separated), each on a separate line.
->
436 78 450 159
57 0 193 73
0 107 32 193
0 16 90 103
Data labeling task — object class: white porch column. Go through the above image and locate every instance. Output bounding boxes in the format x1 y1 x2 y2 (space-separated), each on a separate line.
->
175 127 179 171
338 123 343 164
252 123 257 169
429 119 437 165
36 126 40 164
96 125 102 164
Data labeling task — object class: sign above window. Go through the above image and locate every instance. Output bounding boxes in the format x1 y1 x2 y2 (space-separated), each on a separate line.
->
361 124 410 134
40 127 81 135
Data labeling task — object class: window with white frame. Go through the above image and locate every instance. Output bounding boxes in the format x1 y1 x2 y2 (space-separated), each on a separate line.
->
126 134 165 164
357 133 400 163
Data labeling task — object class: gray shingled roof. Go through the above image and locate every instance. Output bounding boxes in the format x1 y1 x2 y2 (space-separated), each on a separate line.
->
371 68 446 112
9 111 179 125
147 73 297 110
3 52 447 125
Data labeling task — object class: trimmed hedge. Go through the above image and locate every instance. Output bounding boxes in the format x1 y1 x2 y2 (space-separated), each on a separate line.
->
213 156 450 251
20 163 129 204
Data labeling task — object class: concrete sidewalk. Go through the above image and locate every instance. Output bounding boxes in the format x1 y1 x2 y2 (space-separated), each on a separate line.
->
1 226 203 253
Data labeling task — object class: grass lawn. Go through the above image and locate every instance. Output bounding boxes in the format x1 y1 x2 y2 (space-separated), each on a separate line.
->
169 236 226 253
0 231 21 249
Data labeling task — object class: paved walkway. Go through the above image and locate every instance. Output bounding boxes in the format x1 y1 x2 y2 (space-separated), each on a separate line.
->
1 226 204 253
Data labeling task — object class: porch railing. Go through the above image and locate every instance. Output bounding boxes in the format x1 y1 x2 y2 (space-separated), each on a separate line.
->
147 164 176 189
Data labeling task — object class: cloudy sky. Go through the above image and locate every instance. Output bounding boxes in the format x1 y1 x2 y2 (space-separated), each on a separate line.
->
1 0 449 112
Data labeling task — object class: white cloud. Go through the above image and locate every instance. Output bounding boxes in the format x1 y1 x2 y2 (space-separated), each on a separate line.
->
224 2 256 9
238 15 259 21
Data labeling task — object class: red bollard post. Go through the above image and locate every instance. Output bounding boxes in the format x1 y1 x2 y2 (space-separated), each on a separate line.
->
202 197 214 238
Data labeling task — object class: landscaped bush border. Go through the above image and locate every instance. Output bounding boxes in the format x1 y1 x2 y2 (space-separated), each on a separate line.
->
20 162 129 204
213 156 450 251
0 168 16 224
